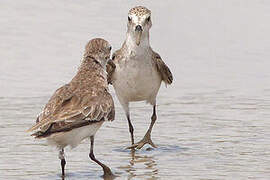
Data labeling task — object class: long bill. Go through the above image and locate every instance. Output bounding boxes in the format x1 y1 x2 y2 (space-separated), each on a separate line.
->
135 30 142 46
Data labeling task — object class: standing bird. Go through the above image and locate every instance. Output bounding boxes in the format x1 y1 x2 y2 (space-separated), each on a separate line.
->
107 6 173 149
27 38 115 178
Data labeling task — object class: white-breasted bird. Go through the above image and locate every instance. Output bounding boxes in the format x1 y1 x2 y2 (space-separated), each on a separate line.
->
107 6 173 149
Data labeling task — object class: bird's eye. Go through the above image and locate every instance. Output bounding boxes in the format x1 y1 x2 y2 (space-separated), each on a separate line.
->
146 16 151 22
128 16 132 22
109 46 112 51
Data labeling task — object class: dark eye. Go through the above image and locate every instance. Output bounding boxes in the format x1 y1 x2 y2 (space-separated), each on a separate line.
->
128 16 132 22
146 16 151 22
109 46 112 51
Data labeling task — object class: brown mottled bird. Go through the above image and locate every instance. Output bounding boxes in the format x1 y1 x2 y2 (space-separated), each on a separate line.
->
107 6 173 149
27 38 115 178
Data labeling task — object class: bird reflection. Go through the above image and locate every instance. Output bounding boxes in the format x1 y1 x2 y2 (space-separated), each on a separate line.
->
60 171 116 180
125 149 158 180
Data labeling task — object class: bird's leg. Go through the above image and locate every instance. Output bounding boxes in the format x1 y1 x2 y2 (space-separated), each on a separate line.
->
58 148 66 177
127 114 135 145
122 103 134 146
89 136 114 178
128 105 157 149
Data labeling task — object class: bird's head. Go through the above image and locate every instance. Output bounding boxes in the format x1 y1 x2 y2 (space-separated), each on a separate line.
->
84 38 112 68
127 6 152 46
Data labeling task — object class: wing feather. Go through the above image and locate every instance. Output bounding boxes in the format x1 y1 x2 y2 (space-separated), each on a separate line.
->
27 85 115 136
152 52 173 85
106 59 116 84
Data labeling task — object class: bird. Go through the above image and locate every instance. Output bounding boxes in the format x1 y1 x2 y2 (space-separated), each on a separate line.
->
27 38 115 178
107 6 173 149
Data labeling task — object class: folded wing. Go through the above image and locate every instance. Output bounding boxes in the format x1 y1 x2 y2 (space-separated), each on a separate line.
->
27 84 115 137
152 52 173 85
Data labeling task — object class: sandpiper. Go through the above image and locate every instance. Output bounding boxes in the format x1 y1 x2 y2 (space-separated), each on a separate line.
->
27 38 115 178
107 6 173 149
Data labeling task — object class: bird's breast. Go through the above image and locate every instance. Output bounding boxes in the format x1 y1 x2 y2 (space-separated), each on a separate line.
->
112 55 161 102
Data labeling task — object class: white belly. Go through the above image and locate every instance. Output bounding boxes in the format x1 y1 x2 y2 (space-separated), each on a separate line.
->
113 56 161 105
46 121 103 149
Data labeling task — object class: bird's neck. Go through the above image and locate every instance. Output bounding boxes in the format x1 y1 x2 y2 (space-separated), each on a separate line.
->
74 58 107 87
123 30 151 55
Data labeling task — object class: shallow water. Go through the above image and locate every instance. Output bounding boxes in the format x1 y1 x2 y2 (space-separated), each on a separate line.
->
1 0 270 179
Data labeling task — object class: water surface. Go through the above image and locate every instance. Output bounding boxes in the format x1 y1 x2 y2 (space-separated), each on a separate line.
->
1 0 270 179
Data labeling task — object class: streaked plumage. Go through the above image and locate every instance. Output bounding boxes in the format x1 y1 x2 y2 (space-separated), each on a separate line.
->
107 6 173 149
27 38 115 178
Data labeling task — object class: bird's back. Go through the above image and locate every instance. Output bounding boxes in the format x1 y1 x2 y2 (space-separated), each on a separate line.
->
28 58 115 138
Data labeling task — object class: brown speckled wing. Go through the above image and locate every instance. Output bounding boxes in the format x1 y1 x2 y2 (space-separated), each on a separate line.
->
106 59 116 85
152 52 173 85
106 49 123 84
27 84 74 132
27 85 115 134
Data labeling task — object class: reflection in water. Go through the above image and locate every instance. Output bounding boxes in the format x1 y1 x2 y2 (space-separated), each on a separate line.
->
115 145 185 179
124 150 158 180
49 159 116 180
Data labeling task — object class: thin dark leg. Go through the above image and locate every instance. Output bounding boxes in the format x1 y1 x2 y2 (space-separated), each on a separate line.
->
89 136 113 178
147 105 157 135
127 114 134 145
61 159 66 177
128 105 157 149
59 149 66 177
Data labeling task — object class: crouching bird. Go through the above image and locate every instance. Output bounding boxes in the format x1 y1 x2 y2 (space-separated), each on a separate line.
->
107 6 173 150
27 38 115 178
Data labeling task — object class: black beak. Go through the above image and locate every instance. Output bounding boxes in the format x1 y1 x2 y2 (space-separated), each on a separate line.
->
135 25 142 31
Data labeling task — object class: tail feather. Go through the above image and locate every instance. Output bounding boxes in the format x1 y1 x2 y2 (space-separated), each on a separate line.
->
26 118 51 132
